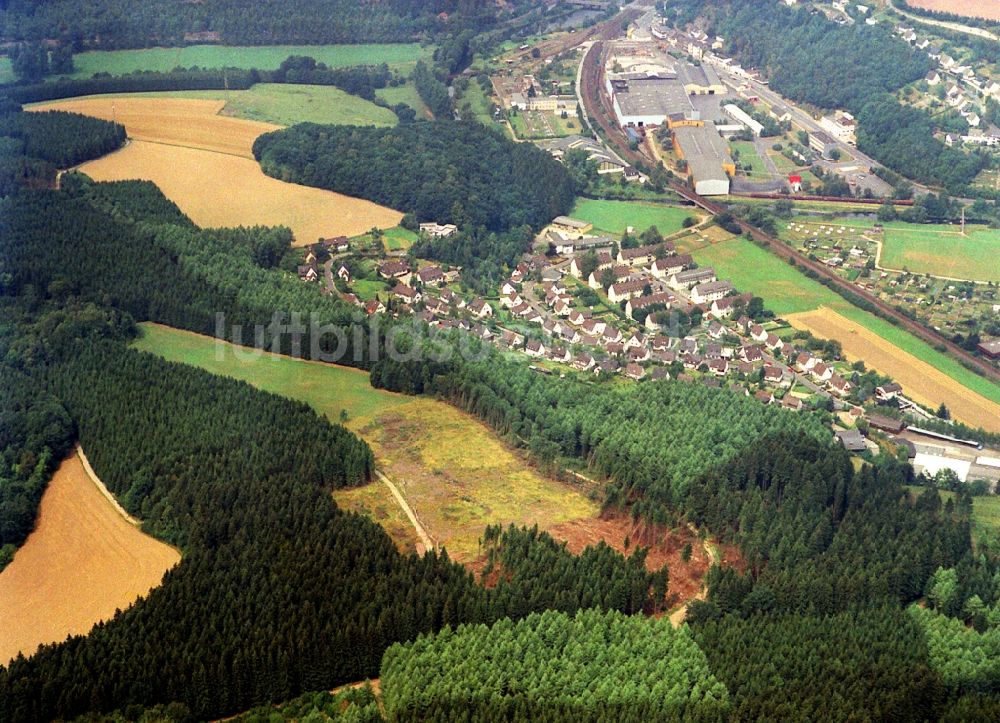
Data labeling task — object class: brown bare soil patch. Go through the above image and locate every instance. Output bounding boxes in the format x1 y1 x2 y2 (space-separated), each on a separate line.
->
547 512 741 609
28 97 402 245
0 451 179 664
908 0 1000 21
787 307 1000 433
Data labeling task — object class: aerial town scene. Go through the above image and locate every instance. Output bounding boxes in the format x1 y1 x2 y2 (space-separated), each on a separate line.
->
2 1 1000 720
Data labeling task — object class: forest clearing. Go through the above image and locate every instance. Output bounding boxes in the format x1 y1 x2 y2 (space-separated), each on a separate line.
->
131 325 593 562
131 323 732 604
0 450 180 665
787 307 1000 432
29 96 402 243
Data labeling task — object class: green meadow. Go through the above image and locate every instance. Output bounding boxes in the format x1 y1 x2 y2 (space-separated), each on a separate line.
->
570 199 697 237
692 236 1000 406
131 322 406 424
59 44 430 79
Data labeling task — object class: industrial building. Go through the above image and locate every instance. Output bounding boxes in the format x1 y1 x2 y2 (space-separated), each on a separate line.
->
676 63 726 95
809 130 839 160
672 122 735 196
609 75 693 127
723 103 764 136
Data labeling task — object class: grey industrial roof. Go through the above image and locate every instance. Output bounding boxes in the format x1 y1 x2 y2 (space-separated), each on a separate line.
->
614 77 692 119
677 63 722 89
673 122 733 184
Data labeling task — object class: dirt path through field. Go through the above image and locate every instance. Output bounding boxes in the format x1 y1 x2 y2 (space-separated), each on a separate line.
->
788 307 1000 432
0 449 179 664
28 97 402 244
374 469 435 554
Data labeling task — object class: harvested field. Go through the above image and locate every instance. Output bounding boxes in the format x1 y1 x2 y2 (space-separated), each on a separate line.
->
0 451 179 665
908 0 1000 21
787 307 1000 432
29 97 402 244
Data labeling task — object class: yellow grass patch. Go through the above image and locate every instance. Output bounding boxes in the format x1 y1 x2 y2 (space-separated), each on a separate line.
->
333 482 422 555
357 399 600 563
787 307 1000 433
0 451 179 664
29 97 402 245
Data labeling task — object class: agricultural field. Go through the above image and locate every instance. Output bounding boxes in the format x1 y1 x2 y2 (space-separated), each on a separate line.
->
32 96 402 243
907 0 1000 21
60 43 431 79
788 307 1000 432
569 198 697 237
691 236 1000 427
375 82 432 120
0 452 180 665
131 324 597 563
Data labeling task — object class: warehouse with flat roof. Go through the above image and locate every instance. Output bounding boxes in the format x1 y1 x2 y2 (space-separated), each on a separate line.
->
610 76 693 127
672 122 734 196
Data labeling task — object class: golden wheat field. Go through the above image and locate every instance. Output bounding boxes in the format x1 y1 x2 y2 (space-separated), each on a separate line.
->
787 307 1000 433
29 97 402 244
0 451 180 664
908 0 1000 21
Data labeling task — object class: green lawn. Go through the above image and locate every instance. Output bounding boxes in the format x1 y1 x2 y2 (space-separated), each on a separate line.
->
880 224 1000 283
457 81 494 124
569 199 696 237
692 237 839 315
59 44 430 79
375 83 432 119
0 57 12 84
351 278 388 301
731 141 767 178
131 322 406 423
692 237 1000 407
382 226 418 252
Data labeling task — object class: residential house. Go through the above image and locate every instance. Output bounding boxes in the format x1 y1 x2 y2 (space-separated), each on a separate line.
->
501 280 518 296
690 280 734 304
875 382 902 401
829 374 852 397
619 243 670 267
625 292 673 319
649 254 693 279
418 266 445 287
763 365 784 384
740 345 763 363
573 352 596 371
811 362 833 382
419 222 458 238
321 236 350 253
468 298 493 318
624 363 646 381
549 346 572 363
365 298 386 315
608 279 647 304
297 265 318 282
669 267 716 290
708 358 728 376
336 265 351 282
393 283 421 304
782 395 803 412
525 339 546 358
501 291 523 309
755 390 775 405
749 324 768 342
764 333 784 352
378 259 411 281
708 321 724 339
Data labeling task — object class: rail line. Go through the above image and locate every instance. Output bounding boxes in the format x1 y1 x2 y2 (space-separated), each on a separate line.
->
576 19 1000 388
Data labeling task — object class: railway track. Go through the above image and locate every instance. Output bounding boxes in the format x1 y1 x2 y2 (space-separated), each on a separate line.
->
577 23 1000 388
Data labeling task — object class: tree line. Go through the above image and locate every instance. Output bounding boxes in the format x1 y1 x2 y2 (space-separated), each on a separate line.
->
0 102 125 195
252 120 577 233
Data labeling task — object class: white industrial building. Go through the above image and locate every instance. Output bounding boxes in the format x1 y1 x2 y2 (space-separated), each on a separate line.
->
723 103 764 136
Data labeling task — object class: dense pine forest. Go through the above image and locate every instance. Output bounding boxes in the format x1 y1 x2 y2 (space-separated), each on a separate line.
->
381 609 730 722
253 121 577 233
0 103 124 194
0 0 532 48
667 0 987 192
